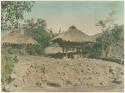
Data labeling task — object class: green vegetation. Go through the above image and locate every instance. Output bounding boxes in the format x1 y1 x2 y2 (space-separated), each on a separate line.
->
1 53 18 84
26 45 42 55
1 1 33 85
97 24 123 58
83 24 123 64
83 11 124 64
3 47 24 55
24 19 52 55
1 1 33 30
1 2 52 55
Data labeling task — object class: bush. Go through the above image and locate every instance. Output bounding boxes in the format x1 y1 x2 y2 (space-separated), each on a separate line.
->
24 18 52 56
26 45 43 55
2 47 24 55
82 43 101 58
1 54 18 84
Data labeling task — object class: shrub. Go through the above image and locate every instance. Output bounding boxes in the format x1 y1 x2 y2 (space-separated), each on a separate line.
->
26 45 42 55
2 47 24 55
1 54 18 84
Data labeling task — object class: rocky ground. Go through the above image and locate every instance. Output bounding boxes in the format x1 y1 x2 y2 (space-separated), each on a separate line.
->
2 55 124 92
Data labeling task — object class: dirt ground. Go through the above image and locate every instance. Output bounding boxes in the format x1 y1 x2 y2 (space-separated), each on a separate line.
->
3 55 124 92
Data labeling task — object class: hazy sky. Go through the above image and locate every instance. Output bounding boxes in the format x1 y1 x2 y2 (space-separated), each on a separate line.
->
24 1 124 35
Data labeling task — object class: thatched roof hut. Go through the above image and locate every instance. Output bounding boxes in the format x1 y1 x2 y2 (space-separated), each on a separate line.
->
50 26 97 58
52 26 95 43
90 32 102 41
2 31 38 45
45 46 62 55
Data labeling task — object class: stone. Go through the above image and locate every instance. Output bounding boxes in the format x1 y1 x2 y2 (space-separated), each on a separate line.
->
4 85 10 92
10 73 17 79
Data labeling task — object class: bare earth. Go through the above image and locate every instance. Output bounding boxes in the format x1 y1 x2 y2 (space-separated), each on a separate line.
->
4 55 124 92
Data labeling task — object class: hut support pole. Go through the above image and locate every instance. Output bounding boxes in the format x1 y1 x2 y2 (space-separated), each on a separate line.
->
81 44 84 58
62 47 64 53
80 48 82 57
24 45 27 55
65 47 68 58
23 44 25 55
62 47 64 58
23 44 27 55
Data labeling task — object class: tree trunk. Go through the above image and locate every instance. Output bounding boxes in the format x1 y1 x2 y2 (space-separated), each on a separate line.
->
101 41 106 58
106 45 113 57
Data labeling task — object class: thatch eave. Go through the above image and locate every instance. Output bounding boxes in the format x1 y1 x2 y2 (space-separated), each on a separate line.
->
1 31 38 46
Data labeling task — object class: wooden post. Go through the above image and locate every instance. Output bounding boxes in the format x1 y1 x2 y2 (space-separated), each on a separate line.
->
66 47 68 58
22 44 26 55
76 48 78 58
23 44 25 55
62 47 64 53
80 48 82 57
81 43 84 58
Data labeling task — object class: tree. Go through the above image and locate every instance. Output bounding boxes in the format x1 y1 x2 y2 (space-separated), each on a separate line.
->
23 18 51 55
86 8 124 59
95 10 117 58
1 1 34 30
95 24 123 58
106 24 123 57
84 24 123 59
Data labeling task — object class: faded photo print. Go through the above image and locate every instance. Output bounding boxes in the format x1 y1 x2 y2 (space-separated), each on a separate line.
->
1 1 124 92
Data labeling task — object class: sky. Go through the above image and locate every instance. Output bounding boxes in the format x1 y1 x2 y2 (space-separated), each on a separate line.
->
23 1 124 35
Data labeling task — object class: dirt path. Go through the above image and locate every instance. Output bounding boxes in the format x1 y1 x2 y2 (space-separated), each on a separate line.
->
4 55 124 92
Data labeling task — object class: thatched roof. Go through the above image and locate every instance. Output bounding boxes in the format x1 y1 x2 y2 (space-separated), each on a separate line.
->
90 32 102 40
52 26 95 43
44 46 62 54
1 31 38 45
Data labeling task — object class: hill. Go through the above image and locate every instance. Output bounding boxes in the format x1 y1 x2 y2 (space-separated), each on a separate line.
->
3 56 124 92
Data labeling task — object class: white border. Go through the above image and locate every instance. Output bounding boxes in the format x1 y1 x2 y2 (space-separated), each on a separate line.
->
0 0 124 93
0 0 124 1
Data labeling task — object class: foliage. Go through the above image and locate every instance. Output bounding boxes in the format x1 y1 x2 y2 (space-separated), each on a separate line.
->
23 18 51 55
26 45 42 55
1 53 18 84
97 24 123 58
1 1 34 30
83 24 123 59
2 47 24 55
94 10 124 58
83 43 101 58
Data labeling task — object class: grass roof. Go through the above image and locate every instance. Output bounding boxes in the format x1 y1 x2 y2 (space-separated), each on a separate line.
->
2 31 38 45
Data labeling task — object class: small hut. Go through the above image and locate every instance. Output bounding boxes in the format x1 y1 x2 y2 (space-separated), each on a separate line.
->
45 46 63 58
51 26 95 58
1 31 38 54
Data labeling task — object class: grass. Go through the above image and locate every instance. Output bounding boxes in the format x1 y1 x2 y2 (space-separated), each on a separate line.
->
100 57 124 65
